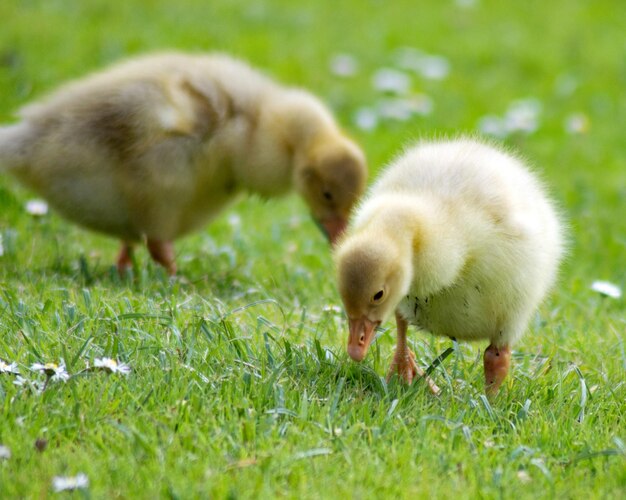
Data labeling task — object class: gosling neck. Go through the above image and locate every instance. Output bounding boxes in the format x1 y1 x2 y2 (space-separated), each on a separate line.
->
238 92 332 197
267 90 338 161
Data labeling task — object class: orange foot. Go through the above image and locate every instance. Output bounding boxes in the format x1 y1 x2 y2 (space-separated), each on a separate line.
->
147 239 177 275
386 349 441 395
483 344 511 397
116 242 134 276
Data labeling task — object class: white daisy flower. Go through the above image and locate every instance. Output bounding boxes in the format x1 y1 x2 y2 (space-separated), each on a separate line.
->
377 99 414 121
52 473 89 492
393 47 425 71
564 112 590 135
406 94 434 115
0 445 10 460
227 214 241 229
329 53 359 78
25 199 49 216
288 215 306 228
13 375 34 388
477 115 508 138
322 304 342 314
504 98 541 134
393 48 450 80
478 98 542 138
0 360 19 375
416 55 450 80
372 68 411 94
31 362 69 382
591 280 622 299
377 95 434 121
353 107 379 131
94 358 131 375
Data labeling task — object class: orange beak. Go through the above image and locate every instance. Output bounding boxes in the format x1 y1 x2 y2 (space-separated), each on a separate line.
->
315 216 348 246
347 317 379 362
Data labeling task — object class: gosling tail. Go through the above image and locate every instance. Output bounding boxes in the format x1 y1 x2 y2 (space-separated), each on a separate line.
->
0 122 34 171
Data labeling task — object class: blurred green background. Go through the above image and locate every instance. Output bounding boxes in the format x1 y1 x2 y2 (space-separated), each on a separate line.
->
0 1 624 498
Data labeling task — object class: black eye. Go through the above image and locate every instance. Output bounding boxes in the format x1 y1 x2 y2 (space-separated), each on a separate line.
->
323 191 333 201
373 290 384 301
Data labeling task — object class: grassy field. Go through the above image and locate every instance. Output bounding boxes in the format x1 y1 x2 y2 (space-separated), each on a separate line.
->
0 0 624 497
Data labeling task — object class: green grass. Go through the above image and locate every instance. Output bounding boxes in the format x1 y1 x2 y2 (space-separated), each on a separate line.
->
1 0 625 497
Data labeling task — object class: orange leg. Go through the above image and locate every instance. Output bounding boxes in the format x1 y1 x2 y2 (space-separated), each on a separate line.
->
116 242 134 276
386 311 441 395
483 344 511 396
147 239 177 275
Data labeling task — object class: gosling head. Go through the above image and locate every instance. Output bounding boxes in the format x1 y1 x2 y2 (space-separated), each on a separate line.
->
335 234 412 361
294 137 367 245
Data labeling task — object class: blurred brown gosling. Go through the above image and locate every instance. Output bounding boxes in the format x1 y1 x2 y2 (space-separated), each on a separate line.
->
0 52 367 274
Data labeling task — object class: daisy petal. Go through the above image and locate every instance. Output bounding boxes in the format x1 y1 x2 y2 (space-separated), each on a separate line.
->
94 357 131 374
0 360 19 375
590 281 622 299
52 473 89 492
25 199 48 216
